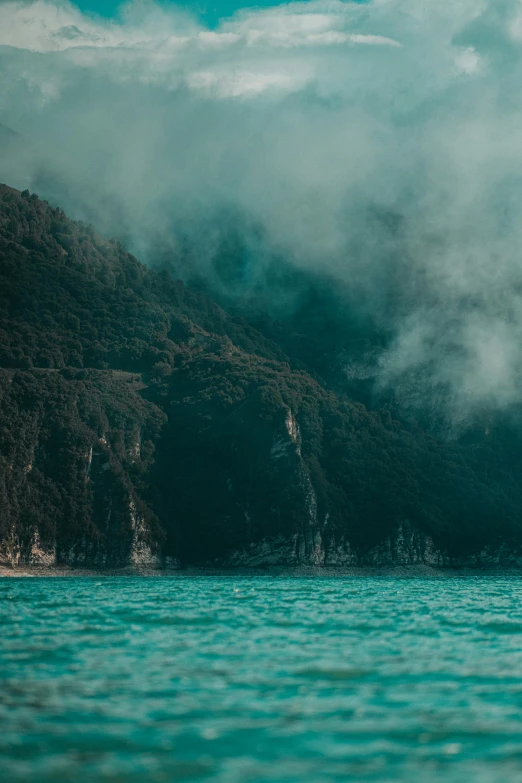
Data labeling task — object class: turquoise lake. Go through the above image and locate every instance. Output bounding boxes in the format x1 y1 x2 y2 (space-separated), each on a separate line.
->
2 575 522 782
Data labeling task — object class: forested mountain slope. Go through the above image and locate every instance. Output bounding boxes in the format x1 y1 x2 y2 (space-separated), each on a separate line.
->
2 184 522 568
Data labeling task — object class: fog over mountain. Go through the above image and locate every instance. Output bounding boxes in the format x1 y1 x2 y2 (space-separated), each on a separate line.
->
2 0 522 424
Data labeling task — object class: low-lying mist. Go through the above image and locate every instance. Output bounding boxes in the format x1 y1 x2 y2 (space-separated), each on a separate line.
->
2 0 522 425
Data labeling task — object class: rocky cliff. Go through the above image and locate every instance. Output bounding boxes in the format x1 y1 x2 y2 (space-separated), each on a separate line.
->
2 184 522 569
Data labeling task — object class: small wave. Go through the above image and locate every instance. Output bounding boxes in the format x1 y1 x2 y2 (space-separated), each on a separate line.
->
480 620 522 634
295 666 370 681
107 612 217 626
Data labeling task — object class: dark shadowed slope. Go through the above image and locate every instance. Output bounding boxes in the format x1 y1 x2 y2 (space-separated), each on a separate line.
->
2 184 522 569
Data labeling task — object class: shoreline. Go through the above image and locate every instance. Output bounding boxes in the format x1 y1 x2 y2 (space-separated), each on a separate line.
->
3 564 522 578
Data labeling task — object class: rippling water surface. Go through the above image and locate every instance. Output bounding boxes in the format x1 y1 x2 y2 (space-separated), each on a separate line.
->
2 575 522 782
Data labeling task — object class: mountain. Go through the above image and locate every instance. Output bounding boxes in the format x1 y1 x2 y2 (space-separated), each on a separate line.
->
2 184 522 569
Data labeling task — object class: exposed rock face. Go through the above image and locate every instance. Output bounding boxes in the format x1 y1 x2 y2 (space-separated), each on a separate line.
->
28 530 56 567
129 499 161 568
225 523 522 570
0 368 165 569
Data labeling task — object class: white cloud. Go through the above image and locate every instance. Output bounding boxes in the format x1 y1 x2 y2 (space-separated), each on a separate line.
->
0 1 403 84
0 0 406 102
187 65 309 97
453 46 481 74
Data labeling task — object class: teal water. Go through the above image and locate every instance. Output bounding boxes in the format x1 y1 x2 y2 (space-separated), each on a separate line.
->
2 576 522 782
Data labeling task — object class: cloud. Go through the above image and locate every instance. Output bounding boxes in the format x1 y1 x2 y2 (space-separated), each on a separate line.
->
2 0 522 422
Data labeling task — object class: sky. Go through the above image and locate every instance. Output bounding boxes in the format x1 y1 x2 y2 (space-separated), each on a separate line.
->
2 0 522 423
